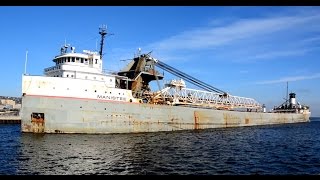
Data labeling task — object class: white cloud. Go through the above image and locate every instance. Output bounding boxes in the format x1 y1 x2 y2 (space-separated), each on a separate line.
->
244 48 312 61
239 70 249 74
256 73 320 85
148 12 320 51
208 17 237 27
300 36 320 44
108 9 320 71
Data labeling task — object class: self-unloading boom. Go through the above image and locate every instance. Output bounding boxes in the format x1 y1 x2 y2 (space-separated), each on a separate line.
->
146 56 226 94
117 53 261 109
144 54 261 109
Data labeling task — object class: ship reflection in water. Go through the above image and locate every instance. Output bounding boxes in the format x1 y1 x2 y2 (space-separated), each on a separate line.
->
10 119 319 175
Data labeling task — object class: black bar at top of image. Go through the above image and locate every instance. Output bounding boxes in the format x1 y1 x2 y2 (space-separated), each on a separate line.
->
1 0 320 6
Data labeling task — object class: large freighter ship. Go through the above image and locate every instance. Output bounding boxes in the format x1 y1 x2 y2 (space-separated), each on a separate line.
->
21 26 311 134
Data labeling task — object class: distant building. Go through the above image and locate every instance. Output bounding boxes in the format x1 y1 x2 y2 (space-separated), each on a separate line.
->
0 99 21 110
0 105 5 110
0 99 15 106
14 104 21 109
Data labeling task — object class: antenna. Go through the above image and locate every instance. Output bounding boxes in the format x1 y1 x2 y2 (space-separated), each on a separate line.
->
99 24 114 60
24 50 28 75
286 81 288 103
99 25 107 60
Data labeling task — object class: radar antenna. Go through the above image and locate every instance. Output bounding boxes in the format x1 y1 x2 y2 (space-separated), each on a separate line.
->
99 25 109 60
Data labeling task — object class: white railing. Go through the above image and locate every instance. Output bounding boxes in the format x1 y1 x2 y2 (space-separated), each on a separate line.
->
156 83 261 109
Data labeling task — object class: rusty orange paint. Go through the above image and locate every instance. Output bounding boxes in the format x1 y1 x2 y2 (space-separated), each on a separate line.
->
31 114 45 133
223 113 228 127
245 118 249 124
194 111 199 129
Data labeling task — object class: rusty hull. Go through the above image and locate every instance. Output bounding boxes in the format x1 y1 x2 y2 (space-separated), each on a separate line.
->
21 95 310 134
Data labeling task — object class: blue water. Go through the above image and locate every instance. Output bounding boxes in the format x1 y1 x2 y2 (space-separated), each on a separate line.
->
1 118 320 175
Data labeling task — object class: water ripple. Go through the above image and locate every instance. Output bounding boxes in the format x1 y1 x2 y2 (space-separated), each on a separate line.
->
0 118 320 175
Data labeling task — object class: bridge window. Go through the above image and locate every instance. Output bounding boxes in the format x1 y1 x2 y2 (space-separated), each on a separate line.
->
95 59 98 64
72 57 75 62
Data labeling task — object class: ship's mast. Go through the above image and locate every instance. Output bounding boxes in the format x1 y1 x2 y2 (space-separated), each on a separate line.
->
286 81 288 104
24 50 28 75
99 25 107 60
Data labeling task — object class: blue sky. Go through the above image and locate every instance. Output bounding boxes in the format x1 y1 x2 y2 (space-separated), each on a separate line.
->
0 6 319 116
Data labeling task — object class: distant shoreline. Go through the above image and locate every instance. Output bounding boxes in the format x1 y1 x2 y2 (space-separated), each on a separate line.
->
0 116 21 124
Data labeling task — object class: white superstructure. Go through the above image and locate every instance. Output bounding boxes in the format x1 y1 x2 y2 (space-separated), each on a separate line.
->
44 45 106 82
23 42 139 104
